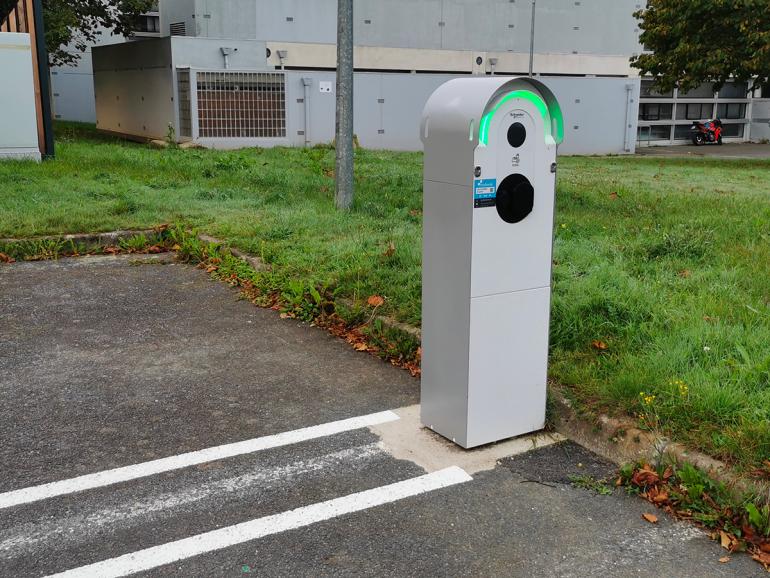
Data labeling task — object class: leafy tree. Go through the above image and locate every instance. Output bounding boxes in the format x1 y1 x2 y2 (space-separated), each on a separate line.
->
631 0 770 93
44 0 155 66
1 0 154 65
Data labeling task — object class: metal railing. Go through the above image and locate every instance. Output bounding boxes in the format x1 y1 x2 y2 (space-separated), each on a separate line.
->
178 69 287 141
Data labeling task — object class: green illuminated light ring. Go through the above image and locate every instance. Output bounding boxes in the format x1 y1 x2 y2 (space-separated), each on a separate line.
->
478 90 564 147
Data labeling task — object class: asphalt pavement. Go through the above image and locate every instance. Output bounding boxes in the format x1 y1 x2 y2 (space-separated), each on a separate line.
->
0 255 761 577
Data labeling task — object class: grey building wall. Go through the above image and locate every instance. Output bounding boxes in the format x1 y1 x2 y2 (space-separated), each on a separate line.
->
94 33 639 155
50 30 127 123
280 72 639 155
161 0 196 37
57 0 648 123
171 36 268 69
751 99 770 142
93 37 270 140
93 38 175 139
171 0 644 57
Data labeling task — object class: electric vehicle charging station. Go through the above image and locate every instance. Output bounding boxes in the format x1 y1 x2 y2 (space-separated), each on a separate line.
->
420 77 564 449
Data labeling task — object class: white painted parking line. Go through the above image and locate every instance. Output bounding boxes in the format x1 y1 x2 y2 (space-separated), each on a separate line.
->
0 411 400 511
0 444 383 557
46 466 472 578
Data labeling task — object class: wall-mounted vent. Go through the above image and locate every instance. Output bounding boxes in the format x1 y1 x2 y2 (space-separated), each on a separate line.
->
170 22 186 36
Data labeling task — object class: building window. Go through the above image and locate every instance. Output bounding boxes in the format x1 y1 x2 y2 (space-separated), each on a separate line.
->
639 103 673 121
638 125 672 141
721 123 745 138
640 79 673 98
678 83 715 98
718 82 749 99
196 71 286 139
716 102 747 119
673 125 695 140
676 102 714 120
135 15 160 34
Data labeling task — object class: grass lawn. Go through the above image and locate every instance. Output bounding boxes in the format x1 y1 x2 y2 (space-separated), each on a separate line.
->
2 122 769 470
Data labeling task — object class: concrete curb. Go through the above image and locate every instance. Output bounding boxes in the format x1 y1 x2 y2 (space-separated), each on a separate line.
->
552 389 770 499
195 234 421 341
0 229 161 246
196 234 270 272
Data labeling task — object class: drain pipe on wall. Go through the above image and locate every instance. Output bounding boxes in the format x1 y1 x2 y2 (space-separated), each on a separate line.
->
624 82 635 152
221 47 237 69
277 50 288 71
302 77 312 146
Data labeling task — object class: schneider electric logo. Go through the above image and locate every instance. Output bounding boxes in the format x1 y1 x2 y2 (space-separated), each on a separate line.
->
510 112 525 118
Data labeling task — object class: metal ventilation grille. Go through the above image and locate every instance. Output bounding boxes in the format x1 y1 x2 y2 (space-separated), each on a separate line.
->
169 21 186 36
196 71 286 138
177 69 192 138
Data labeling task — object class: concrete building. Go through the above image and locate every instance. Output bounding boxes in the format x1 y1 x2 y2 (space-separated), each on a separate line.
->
81 0 765 152
50 4 161 123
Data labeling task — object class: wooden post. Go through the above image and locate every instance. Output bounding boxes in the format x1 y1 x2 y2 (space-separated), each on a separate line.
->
22 0 47 156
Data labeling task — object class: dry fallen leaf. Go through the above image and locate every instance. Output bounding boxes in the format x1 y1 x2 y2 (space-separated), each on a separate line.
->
753 551 770 567
354 342 369 351
719 531 734 550
367 295 385 308
718 556 731 564
0 252 15 264
382 242 396 258
678 269 692 278
642 513 658 524
652 491 669 504
632 466 659 488
609 192 619 200
591 340 608 351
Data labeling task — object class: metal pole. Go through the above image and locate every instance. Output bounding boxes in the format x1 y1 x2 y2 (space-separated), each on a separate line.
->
528 0 536 77
302 77 312 146
335 0 354 210
32 0 54 159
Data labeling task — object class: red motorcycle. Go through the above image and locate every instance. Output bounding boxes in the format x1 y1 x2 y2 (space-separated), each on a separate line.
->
691 119 723 146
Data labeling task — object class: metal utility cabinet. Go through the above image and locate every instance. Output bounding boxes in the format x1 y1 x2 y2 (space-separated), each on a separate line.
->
420 77 563 448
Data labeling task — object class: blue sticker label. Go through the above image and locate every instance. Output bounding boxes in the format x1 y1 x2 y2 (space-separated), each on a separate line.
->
474 178 497 208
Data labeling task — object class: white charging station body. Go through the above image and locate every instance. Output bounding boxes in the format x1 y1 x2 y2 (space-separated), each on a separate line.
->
420 77 563 448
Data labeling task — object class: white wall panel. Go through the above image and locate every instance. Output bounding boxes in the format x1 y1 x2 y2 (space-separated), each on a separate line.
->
0 33 40 160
